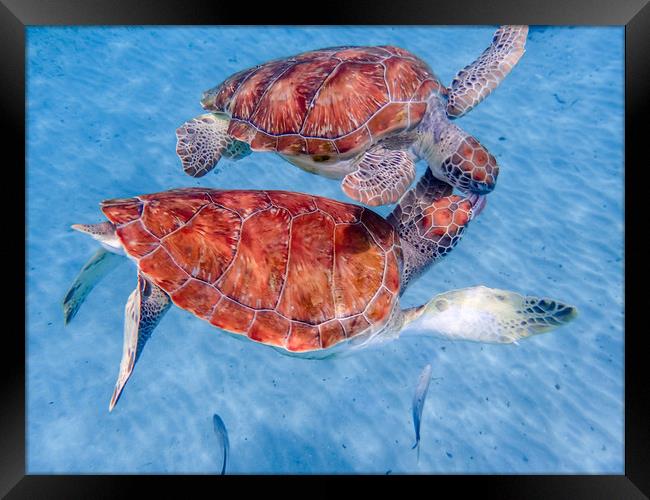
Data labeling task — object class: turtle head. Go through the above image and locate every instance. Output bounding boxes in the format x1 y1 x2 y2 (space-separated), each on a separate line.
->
439 134 499 196
200 87 219 110
404 286 578 345
417 97 499 196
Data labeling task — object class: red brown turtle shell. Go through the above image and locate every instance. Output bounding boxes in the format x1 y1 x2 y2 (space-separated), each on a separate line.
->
204 46 446 157
101 188 403 353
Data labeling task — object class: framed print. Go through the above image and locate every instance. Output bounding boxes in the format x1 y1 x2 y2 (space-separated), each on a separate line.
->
3 0 648 496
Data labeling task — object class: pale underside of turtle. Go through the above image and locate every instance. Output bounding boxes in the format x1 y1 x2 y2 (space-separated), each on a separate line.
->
176 25 528 206
64 175 577 411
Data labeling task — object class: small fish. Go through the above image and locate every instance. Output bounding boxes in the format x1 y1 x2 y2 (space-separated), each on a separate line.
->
212 414 229 475
411 364 433 462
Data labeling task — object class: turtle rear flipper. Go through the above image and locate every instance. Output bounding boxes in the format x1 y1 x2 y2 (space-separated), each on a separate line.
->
63 225 125 324
446 25 528 118
176 113 251 177
109 274 171 412
341 145 416 206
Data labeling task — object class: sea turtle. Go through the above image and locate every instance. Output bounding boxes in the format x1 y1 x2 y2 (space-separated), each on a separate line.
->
176 25 528 206
63 173 576 412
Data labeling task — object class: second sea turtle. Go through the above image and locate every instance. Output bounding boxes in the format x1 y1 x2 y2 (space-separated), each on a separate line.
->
176 26 528 206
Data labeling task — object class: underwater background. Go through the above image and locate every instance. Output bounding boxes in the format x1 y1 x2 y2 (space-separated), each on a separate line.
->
26 26 624 474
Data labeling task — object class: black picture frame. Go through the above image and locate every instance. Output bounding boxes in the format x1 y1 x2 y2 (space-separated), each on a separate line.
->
4 0 648 497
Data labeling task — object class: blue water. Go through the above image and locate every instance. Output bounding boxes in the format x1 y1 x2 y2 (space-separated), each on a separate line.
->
26 26 624 474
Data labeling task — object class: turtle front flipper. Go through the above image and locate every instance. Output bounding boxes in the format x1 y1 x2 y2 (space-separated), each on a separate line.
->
109 274 171 412
176 113 251 177
402 286 578 344
446 25 528 118
341 145 416 206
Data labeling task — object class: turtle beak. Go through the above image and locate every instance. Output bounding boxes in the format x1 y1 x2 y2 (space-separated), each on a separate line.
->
468 194 487 220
